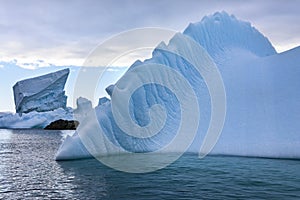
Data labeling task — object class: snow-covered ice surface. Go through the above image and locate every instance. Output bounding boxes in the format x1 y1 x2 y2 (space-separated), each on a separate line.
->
56 12 300 161
0 108 73 129
183 11 276 60
211 46 300 158
13 68 69 113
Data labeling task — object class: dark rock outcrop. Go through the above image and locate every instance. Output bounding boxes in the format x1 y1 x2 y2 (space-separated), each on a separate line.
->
44 119 79 130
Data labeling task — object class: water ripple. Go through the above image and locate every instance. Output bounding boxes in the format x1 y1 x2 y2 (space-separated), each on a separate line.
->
0 129 299 199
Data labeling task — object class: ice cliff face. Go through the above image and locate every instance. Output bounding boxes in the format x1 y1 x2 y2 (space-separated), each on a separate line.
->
13 69 69 113
56 12 300 161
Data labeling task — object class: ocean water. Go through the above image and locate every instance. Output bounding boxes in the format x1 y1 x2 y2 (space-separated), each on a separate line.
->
0 129 300 199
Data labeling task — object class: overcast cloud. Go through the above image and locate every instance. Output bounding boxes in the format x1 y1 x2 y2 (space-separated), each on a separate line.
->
0 0 300 112
0 0 299 67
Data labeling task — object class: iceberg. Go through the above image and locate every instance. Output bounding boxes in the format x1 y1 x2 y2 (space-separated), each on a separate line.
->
73 97 93 122
13 68 69 113
0 68 73 129
56 11 300 161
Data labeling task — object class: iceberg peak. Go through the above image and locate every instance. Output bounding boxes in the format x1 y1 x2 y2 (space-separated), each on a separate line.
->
183 11 277 59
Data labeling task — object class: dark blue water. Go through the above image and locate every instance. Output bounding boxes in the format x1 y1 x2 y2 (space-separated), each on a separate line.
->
0 129 300 199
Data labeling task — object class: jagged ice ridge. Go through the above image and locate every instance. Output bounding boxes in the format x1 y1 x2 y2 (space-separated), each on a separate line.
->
55 12 300 160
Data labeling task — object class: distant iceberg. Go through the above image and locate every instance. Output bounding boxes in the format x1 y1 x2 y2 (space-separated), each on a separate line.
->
55 12 300 161
0 69 73 129
13 68 69 113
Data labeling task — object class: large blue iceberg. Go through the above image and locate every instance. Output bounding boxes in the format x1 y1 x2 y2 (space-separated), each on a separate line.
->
56 12 300 160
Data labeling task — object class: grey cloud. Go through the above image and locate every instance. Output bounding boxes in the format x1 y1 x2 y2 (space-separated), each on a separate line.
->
0 0 299 64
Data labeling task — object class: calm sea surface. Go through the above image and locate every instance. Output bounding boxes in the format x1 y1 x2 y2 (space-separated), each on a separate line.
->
0 129 300 199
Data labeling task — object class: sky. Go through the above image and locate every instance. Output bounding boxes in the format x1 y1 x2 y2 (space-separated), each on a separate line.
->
0 0 300 112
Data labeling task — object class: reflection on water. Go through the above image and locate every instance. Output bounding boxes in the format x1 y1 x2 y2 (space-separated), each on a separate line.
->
0 129 77 199
0 129 12 141
58 159 109 198
0 129 13 191
0 129 300 199
96 152 182 173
